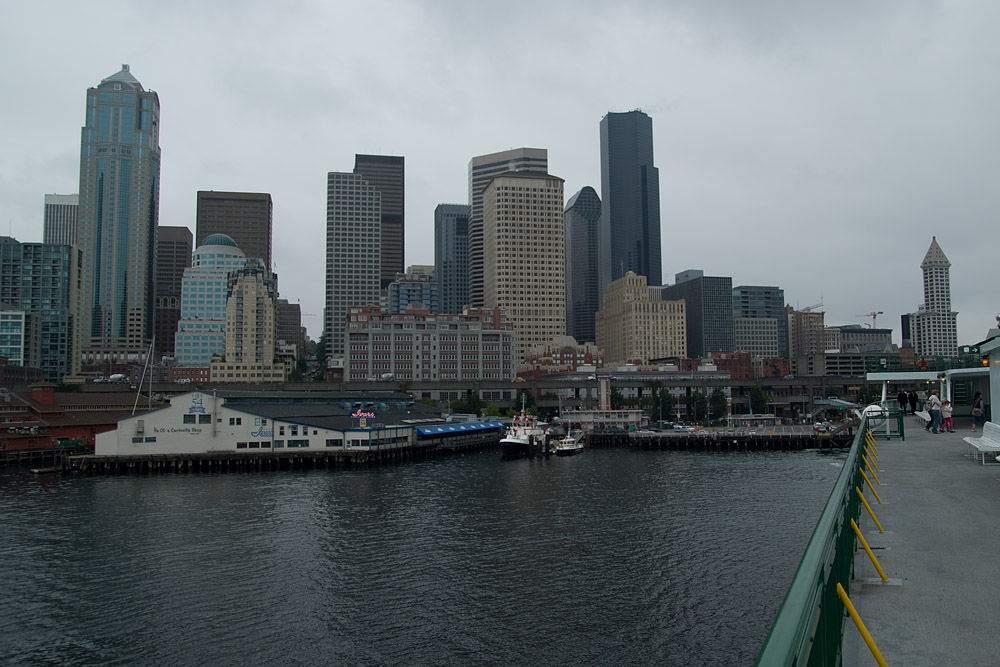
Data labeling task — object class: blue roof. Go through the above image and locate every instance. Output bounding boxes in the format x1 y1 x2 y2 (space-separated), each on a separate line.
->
416 421 504 436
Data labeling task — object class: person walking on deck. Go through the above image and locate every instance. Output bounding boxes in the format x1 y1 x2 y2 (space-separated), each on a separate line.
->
908 390 918 415
971 390 986 432
925 390 943 434
897 389 908 414
941 400 954 433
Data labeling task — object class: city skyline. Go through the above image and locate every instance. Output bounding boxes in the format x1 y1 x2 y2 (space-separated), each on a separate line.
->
2 3 998 345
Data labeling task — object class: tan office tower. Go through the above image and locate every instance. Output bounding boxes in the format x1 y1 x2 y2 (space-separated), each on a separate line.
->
596 272 686 365
196 191 273 271
481 171 565 365
209 258 285 383
468 148 547 308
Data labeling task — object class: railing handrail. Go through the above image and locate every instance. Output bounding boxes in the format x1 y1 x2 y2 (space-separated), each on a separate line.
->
754 418 869 665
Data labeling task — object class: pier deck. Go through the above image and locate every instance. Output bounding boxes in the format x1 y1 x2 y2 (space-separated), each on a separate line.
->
845 416 1000 666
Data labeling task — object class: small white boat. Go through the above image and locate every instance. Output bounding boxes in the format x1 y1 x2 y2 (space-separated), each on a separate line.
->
554 432 584 456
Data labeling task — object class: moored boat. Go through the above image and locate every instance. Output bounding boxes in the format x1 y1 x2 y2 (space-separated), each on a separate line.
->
500 409 548 458
554 432 584 456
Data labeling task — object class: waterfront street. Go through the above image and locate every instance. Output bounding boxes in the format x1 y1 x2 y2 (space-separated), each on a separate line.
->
846 416 1000 666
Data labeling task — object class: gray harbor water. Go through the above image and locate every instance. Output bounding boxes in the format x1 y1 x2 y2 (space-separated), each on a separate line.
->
0 448 843 666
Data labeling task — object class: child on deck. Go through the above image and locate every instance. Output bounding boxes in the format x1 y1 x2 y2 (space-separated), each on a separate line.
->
941 400 954 433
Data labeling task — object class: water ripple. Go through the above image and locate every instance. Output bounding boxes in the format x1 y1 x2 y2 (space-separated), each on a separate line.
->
0 449 841 666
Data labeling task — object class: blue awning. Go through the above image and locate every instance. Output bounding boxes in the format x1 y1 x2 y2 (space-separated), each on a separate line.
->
416 421 504 436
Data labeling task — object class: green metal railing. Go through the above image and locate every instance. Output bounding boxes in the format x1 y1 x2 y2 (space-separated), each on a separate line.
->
753 418 873 666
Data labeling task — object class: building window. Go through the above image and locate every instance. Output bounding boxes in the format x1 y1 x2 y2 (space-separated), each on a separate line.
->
199 414 211 424
183 414 195 424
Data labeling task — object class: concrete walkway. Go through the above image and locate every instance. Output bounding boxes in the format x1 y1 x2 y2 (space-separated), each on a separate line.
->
845 416 1000 666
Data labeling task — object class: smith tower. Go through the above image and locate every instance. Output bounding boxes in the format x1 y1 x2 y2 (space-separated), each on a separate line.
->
77 65 161 366
912 237 958 357
599 110 661 295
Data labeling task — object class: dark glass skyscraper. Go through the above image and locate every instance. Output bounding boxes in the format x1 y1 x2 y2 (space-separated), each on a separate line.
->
564 186 601 344
77 65 160 366
353 154 404 290
599 110 661 295
196 191 272 271
660 271 734 358
154 226 192 360
434 204 469 315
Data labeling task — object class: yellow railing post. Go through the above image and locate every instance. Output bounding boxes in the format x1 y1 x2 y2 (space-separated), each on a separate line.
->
861 469 882 503
836 582 888 666
850 519 889 582
861 447 879 470
865 431 879 453
856 486 884 532
865 461 881 486
865 438 880 461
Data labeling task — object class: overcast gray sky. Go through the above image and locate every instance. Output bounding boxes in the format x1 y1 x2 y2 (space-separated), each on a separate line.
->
1 1 996 345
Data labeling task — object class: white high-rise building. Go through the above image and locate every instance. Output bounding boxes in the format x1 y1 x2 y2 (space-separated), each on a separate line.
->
43 194 78 246
324 172 381 360
481 171 566 365
468 148 547 308
910 237 958 357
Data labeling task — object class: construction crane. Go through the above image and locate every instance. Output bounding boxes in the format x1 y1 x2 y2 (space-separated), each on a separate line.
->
801 302 824 313
856 311 884 328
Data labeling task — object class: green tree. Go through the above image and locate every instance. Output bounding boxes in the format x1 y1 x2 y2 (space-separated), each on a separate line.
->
710 389 728 423
688 391 707 422
749 386 765 414
315 333 327 364
484 403 501 417
658 390 676 421
611 386 625 410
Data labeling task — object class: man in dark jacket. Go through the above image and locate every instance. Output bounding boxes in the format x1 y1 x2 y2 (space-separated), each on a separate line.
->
897 389 908 414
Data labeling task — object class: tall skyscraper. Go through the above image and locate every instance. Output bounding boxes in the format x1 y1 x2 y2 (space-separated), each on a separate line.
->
659 271 734 358
0 237 81 381
174 234 246 366
599 110 661 295
564 186 602 344
468 148 548 307
43 194 79 246
434 203 469 315
482 171 565 364
909 237 958 357
77 64 160 366
154 226 192 360
353 155 404 290
195 191 273 271
324 172 381 360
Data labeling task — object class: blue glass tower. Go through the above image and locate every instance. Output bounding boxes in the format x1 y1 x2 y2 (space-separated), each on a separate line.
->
77 65 161 367
174 234 247 366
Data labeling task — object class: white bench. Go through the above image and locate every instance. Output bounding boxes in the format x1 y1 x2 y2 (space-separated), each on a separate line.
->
963 421 1000 465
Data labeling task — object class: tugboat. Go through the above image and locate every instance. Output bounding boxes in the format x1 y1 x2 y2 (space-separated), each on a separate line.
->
500 404 548 458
